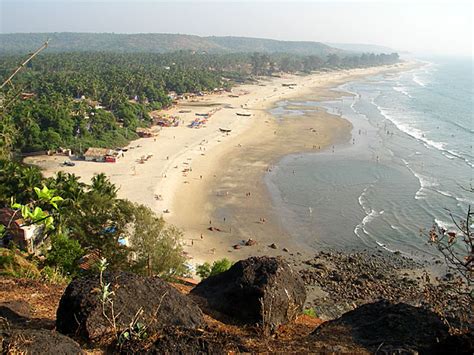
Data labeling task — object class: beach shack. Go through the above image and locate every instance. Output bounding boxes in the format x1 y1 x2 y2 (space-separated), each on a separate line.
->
0 208 47 255
84 147 112 162
83 147 123 163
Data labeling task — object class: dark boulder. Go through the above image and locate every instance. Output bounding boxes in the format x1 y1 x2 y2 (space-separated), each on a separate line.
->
0 329 83 354
430 331 474 355
0 300 55 330
190 256 306 330
56 272 205 343
118 327 246 354
0 300 32 326
309 300 450 353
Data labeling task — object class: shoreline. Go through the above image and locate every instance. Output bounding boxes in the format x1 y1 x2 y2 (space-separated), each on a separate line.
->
168 61 419 267
25 61 418 268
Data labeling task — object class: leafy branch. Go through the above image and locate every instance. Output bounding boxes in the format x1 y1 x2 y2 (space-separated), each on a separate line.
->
97 258 119 337
427 206 473 289
8 185 64 233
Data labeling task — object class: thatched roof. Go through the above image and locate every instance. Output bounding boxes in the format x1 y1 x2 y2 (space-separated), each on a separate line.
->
84 148 112 157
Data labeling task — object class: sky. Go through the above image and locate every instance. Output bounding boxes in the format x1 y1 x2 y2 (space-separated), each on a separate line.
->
1 0 472 56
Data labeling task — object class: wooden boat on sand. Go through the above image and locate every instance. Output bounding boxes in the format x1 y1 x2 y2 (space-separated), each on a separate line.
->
236 112 251 117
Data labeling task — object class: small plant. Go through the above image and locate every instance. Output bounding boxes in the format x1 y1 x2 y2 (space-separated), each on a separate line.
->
96 258 150 346
196 258 233 279
425 206 473 289
40 265 70 284
97 258 118 335
118 308 148 346
196 262 211 279
303 307 317 318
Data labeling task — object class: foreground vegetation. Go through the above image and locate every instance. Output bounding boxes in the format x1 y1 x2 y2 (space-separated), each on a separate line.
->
0 159 188 281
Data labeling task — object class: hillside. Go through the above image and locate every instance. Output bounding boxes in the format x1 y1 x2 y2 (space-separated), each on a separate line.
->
207 36 342 56
327 42 397 54
0 32 343 56
0 33 223 54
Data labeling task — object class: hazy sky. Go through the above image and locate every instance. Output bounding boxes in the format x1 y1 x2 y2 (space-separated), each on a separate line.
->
1 0 472 56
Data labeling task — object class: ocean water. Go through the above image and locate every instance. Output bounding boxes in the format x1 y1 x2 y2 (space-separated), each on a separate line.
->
266 57 473 262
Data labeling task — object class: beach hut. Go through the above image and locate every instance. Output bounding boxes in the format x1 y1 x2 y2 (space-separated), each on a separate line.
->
0 208 47 255
84 148 111 162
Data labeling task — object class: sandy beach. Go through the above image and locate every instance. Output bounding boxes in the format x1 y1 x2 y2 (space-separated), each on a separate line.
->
26 61 416 268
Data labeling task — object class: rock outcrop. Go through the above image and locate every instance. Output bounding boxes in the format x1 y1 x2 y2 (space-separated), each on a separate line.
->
56 272 205 343
309 300 450 353
0 329 83 355
191 256 306 330
119 327 247 354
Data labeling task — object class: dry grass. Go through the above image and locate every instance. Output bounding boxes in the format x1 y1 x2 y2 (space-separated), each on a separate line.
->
0 248 41 280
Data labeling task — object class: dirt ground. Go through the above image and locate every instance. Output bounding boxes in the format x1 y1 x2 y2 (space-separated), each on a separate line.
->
0 277 325 353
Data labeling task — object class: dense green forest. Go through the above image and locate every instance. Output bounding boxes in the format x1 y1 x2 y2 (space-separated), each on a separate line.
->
0 51 236 153
0 46 399 155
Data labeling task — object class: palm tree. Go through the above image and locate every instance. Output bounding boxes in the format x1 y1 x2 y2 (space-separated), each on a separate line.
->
90 173 117 199
50 172 86 204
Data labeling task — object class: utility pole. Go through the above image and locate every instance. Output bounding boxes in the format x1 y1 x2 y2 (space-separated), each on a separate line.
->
0 39 50 90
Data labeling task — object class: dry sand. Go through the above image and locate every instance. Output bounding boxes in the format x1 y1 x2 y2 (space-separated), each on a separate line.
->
26 62 416 269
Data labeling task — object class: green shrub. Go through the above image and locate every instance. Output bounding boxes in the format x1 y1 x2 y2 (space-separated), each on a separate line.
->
45 234 84 276
0 247 41 279
303 307 317 318
0 251 15 269
196 262 212 279
196 258 233 279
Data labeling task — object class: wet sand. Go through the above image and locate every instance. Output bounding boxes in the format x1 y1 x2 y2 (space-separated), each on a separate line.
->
168 63 418 267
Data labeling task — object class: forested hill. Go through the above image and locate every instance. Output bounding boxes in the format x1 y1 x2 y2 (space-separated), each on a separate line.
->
0 33 343 56
326 43 397 54
205 36 341 56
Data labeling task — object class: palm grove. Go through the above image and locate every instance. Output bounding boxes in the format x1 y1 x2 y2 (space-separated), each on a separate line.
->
0 44 399 281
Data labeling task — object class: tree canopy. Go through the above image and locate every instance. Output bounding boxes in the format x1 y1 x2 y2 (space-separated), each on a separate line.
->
0 48 399 155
